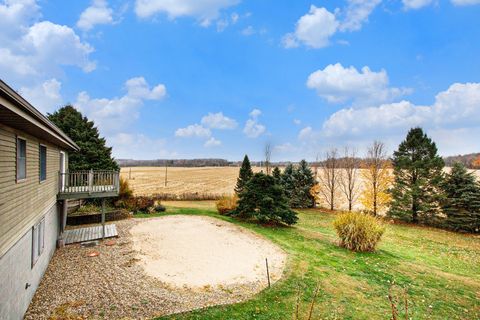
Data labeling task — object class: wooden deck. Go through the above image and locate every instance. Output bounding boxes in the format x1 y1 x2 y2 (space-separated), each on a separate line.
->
64 224 118 244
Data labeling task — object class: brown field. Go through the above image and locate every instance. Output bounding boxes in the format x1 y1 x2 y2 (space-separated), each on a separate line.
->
120 166 263 198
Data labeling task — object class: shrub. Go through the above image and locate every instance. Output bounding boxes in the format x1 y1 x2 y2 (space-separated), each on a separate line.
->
154 204 166 212
119 177 134 200
333 212 385 252
216 195 238 215
116 196 155 213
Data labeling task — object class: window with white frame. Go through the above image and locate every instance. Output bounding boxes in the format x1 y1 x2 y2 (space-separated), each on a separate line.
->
32 218 45 267
39 145 47 182
17 137 27 181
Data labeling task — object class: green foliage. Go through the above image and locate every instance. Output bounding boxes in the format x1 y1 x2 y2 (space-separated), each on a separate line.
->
48 105 119 171
441 163 480 233
235 155 254 194
333 212 385 252
388 127 445 224
272 166 282 183
290 160 316 208
216 195 238 215
154 204 166 212
280 163 296 201
233 173 298 225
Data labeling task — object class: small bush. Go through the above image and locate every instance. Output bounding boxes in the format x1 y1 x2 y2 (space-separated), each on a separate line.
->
119 177 134 200
216 195 238 215
154 204 166 212
116 196 155 213
333 212 385 252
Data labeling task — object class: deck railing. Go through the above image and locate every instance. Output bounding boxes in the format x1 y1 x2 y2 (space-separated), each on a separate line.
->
58 170 120 198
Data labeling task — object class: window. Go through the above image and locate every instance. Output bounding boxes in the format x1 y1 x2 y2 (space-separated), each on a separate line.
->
32 218 45 267
17 137 26 181
39 145 47 182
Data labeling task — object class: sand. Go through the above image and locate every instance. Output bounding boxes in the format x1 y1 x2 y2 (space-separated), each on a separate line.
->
130 215 287 288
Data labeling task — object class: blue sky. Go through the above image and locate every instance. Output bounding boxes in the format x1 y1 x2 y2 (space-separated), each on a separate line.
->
1 0 480 161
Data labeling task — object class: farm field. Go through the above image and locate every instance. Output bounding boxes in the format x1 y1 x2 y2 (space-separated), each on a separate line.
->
120 166 264 197
155 202 480 320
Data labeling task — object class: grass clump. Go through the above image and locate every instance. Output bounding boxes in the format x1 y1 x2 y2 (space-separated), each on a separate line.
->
333 212 385 252
215 195 238 215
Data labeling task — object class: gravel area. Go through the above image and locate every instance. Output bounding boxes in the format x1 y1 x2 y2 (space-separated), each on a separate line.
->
25 216 286 319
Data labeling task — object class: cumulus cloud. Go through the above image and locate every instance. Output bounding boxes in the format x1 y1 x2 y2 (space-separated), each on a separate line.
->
204 137 222 147
306 63 410 106
19 78 63 114
274 142 297 153
298 126 314 140
318 83 480 152
77 0 114 31
402 0 434 10
134 0 240 26
75 77 167 134
175 124 211 138
201 112 237 129
108 133 173 159
282 5 339 49
0 1 95 84
243 108 266 138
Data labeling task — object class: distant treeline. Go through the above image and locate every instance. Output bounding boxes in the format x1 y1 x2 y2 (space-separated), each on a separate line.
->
116 158 298 168
444 153 480 169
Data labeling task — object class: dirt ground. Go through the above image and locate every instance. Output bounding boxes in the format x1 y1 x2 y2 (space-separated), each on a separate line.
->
25 216 286 320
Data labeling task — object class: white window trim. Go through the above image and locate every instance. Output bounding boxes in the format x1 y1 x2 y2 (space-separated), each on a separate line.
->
31 218 45 268
16 136 27 183
39 144 47 183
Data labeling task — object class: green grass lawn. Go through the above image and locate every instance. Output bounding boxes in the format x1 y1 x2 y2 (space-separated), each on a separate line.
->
144 203 480 320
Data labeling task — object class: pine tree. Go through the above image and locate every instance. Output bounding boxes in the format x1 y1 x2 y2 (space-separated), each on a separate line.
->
280 163 295 202
442 163 480 233
388 128 444 224
272 166 282 183
235 155 254 194
48 105 119 171
233 173 298 225
290 160 316 208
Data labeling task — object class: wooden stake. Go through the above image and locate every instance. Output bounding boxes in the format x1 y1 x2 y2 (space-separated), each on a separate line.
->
101 198 106 240
265 258 271 288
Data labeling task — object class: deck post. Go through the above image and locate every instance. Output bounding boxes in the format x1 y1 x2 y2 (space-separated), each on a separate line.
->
101 198 106 239
88 169 93 195
61 199 68 234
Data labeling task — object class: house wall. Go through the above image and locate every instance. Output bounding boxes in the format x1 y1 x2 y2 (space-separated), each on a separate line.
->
0 203 59 320
0 123 62 257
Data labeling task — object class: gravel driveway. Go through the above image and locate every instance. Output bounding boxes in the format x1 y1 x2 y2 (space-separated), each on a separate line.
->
25 216 286 319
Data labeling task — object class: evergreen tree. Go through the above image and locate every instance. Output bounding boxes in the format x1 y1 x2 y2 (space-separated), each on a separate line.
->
233 173 298 225
442 163 480 233
235 155 253 194
272 166 282 183
280 163 296 202
388 128 444 224
48 105 119 171
290 160 316 208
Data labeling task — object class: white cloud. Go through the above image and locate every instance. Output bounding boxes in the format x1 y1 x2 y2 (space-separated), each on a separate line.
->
340 0 381 32
75 77 167 134
306 63 410 106
451 0 480 5
402 0 434 10
243 108 265 138
134 0 240 26
282 5 339 49
274 142 297 153
293 119 302 125
19 78 63 114
201 112 237 129
204 137 222 147
125 77 167 100
109 133 174 159
77 0 114 31
216 11 240 31
241 25 255 36
175 124 211 138
298 126 314 140
320 82 480 141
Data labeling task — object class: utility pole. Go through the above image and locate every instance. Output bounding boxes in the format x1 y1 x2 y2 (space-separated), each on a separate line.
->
164 161 168 187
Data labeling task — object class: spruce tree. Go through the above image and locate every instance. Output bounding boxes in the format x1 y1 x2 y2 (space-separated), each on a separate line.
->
290 160 316 208
388 127 444 224
281 163 296 203
48 105 119 171
235 155 254 194
272 166 282 183
233 173 298 225
442 163 480 233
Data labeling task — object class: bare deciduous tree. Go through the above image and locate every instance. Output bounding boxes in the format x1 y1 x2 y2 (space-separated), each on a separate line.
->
264 142 272 175
317 148 339 211
339 147 360 211
361 140 391 216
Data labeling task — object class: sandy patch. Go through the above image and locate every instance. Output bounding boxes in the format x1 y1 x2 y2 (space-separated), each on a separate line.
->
130 215 286 288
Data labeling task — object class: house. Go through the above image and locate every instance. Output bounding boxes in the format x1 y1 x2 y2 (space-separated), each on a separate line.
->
0 80 119 320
